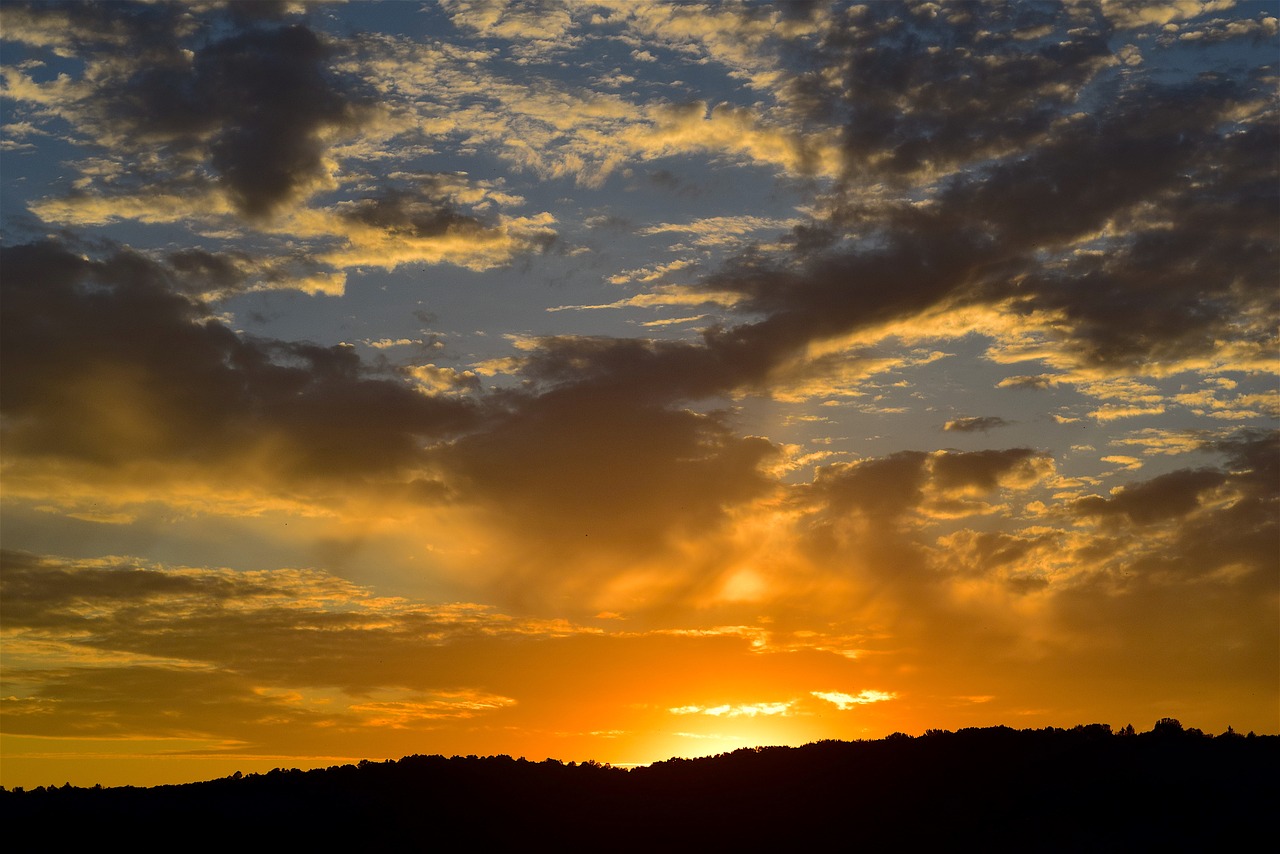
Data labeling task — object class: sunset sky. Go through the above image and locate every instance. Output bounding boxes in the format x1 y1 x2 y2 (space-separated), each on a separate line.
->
2 0 1277 789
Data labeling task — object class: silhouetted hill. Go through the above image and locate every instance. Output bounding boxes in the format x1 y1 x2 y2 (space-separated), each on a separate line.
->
4 722 1275 850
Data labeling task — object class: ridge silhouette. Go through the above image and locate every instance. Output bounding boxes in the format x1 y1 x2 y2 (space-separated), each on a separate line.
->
4 722 1275 850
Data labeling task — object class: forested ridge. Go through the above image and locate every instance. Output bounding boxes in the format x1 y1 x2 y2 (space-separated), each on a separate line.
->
4 721 1275 850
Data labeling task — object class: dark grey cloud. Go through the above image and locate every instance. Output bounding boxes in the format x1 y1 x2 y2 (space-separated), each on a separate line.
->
585 214 634 232
7 3 369 219
1072 468 1229 525
691 34 1275 390
991 95 1279 369
197 24 366 217
164 247 250 292
0 240 474 479
334 180 488 240
14 1 1272 409
808 1 1113 181
164 246 341 298
945 417 1013 433
1072 430 1279 527
930 448 1044 492
441 380 779 571
807 447 1048 522
810 450 931 520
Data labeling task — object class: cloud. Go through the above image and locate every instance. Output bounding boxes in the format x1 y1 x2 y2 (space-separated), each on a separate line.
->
945 417 1013 433
807 448 1054 525
441 0 577 46
788 430 1277 723
346 691 519 727
592 0 831 93
639 215 802 246
195 24 366 218
1071 468 1229 525
2 548 888 762
810 690 896 710
0 240 475 490
669 702 793 718
302 181 558 272
437 375 781 600
1158 12 1280 45
161 247 348 297
0 548 613 683
590 11 1270 404
7 4 1265 603
6 10 559 275
1099 0 1240 30
812 2 1115 182
965 81 1277 375
341 13 842 191
1100 455 1144 471
6 7 372 220
1110 427 1225 457
699 63 1273 405
0 1 190 56
0 548 596 748
547 284 741 313
1072 431 1277 527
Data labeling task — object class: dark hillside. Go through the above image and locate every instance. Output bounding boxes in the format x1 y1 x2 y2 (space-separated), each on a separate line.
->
4 723 1275 850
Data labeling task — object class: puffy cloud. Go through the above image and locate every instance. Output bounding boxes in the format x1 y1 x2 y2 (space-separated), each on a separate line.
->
6 6 371 220
1097 0 1240 30
442 0 577 44
191 24 366 218
1157 12 1280 45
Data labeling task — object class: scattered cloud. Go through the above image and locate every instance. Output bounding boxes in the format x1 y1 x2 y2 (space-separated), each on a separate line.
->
669 702 794 718
945 416 1014 433
811 690 897 710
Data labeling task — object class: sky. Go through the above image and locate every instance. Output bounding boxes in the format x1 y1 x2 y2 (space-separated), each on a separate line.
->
1 0 1277 789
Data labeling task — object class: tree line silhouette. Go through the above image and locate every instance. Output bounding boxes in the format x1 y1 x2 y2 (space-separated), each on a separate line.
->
3 721 1274 850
